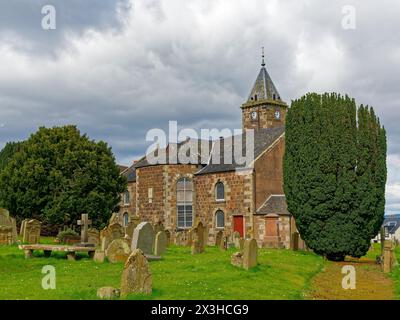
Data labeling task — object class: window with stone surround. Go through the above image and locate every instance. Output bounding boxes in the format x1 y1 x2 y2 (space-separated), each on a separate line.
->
123 212 129 227
123 190 130 206
215 210 225 229
177 177 193 229
215 182 225 201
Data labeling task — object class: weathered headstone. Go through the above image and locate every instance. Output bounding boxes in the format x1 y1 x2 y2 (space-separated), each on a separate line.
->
77 214 93 247
219 235 228 251
215 230 223 247
233 231 241 249
164 230 171 246
120 249 152 297
88 228 100 246
131 222 154 255
125 220 139 240
106 239 132 263
0 208 17 245
20 219 27 236
153 222 165 235
93 250 106 263
243 239 258 270
291 232 299 251
101 222 125 250
191 221 205 254
231 252 243 268
22 219 41 244
154 231 167 256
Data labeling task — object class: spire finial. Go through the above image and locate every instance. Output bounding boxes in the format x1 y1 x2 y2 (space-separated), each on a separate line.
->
261 47 266 67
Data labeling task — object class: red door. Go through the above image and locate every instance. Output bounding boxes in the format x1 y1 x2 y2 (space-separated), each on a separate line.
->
233 216 244 237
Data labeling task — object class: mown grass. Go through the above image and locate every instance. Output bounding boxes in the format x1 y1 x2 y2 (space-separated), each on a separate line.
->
0 238 323 300
389 245 400 299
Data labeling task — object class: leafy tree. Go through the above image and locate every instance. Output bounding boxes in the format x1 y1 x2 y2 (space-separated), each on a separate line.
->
284 93 387 261
0 126 127 230
0 142 23 172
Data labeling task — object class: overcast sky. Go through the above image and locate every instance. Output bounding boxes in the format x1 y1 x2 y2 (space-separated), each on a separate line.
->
0 0 399 214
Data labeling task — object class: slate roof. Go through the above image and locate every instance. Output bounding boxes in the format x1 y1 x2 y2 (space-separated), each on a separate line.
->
383 215 400 234
247 66 282 103
256 195 290 216
134 139 213 169
196 126 285 175
121 165 137 182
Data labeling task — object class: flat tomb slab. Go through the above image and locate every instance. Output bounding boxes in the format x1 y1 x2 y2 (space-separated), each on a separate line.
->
19 244 95 253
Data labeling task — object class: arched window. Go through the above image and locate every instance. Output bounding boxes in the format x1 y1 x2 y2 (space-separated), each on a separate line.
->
215 210 225 229
215 182 225 201
123 191 130 205
123 212 129 227
177 178 193 228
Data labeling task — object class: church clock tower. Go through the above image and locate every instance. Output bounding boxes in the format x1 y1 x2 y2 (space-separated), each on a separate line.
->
241 49 287 131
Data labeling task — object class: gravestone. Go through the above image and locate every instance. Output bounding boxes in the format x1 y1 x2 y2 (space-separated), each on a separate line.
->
125 220 139 240
93 250 106 263
233 231 241 249
219 235 228 251
215 230 223 247
101 222 125 250
191 221 205 254
243 239 258 270
22 219 41 244
131 222 154 255
120 249 152 297
88 228 100 246
291 232 299 251
153 222 165 235
0 208 17 245
164 230 171 246
20 220 27 236
154 231 167 256
77 214 93 247
106 239 132 263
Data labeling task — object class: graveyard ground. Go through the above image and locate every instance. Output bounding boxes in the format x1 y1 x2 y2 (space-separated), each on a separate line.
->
1 239 398 300
0 237 323 300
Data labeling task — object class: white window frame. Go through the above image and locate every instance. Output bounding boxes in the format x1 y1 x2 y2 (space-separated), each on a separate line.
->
123 190 130 206
177 178 193 229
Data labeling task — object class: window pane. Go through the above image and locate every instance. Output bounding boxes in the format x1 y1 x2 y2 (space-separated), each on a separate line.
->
216 183 224 200
216 211 224 228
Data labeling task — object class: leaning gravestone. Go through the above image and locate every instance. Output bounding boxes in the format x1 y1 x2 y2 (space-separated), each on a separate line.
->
154 231 167 256
0 208 17 245
106 239 132 263
243 239 258 270
22 219 41 244
191 221 205 254
120 249 152 297
131 222 154 255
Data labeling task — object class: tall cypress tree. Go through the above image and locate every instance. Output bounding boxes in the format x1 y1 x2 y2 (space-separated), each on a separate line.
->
284 93 387 260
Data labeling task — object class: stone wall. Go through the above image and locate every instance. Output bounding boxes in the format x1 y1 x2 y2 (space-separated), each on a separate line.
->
119 181 136 221
241 102 287 131
194 170 253 245
254 136 285 209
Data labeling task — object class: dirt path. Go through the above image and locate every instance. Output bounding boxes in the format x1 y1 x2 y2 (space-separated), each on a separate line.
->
307 257 395 300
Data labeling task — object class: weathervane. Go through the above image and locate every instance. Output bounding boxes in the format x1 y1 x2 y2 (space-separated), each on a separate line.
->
261 47 266 67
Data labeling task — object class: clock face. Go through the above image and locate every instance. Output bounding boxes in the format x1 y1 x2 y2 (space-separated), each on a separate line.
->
275 110 281 119
251 111 257 120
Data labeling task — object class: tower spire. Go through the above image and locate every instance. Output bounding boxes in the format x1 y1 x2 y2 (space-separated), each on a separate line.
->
261 47 266 67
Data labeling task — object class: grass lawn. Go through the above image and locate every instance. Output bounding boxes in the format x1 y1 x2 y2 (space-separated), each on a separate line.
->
0 238 324 300
389 245 400 299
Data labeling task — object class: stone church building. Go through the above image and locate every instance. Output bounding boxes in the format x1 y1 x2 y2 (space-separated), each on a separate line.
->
117 56 301 249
